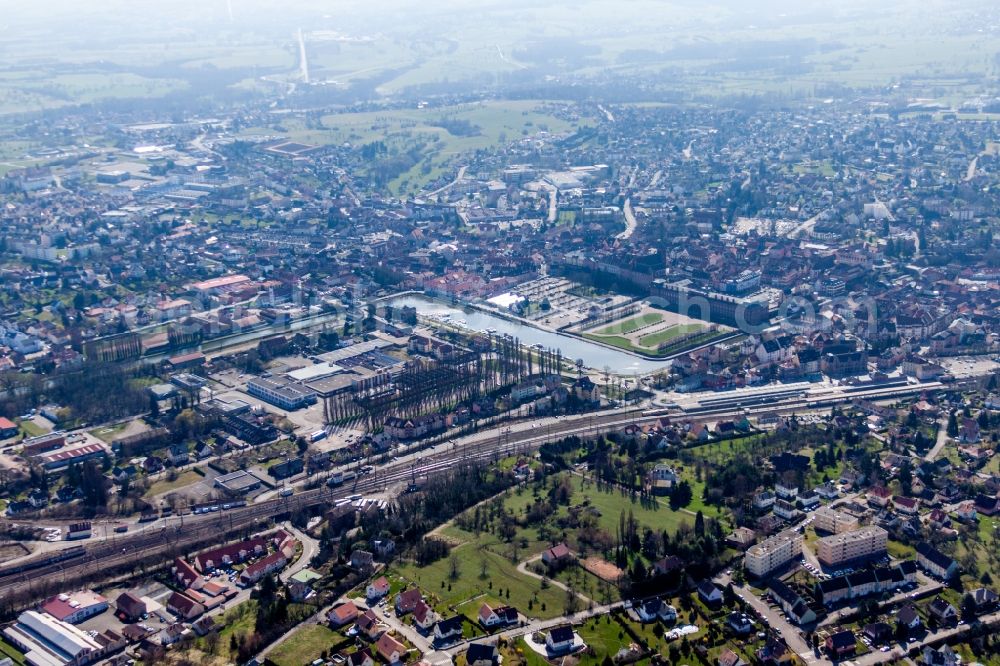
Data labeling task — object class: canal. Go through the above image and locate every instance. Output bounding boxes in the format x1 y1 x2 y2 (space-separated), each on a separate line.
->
386 294 672 374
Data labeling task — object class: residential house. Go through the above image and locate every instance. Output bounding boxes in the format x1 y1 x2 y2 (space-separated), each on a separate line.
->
718 648 747 666
395 589 423 615
328 601 360 628
166 592 204 621
348 649 376 666
433 616 464 644
541 543 573 566
375 633 407 664
726 612 753 635
465 643 500 666
115 592 147 623
413 601 439 632
825 630 856 659
916 542 960 579
928 597 959 626
545 625 576 655
922 645 960 666
367 576 391 601
697 581 722 607
862 622 892 644
356 610 386 641
896 604 923 634
478 603 518 629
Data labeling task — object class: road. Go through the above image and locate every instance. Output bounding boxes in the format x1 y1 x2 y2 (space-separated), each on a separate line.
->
427 165 467 198
719 569 966 666
516 554 593 606
788 207 831 240
966 156 978 181
924 413 950 462
441 601 626 656
617 198 637 240
1 370 983 603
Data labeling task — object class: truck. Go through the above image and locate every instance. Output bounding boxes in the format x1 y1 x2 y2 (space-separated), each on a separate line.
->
279 488 294 497
310 429 327 443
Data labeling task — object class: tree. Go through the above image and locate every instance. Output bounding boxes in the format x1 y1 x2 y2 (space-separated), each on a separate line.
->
961 593 978 622
947 410 959 437
669 481 692 510
448 553 460 580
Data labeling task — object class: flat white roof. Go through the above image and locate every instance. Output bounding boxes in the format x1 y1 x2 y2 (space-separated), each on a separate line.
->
286 362 343 382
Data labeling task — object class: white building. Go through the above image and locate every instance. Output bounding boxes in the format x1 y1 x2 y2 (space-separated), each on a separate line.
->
744 530 803 578
3 610 103 666
811 507 860 535
816 526 888 568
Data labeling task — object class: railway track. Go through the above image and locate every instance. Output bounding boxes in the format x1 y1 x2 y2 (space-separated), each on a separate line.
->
0 380 943 600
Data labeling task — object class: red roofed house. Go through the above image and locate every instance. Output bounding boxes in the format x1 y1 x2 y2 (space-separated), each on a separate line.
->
375 633 407 664
194 537 267 572
478 603 518 629
0 416 18 439
367 576 391 600
356 610 386 640
395 588 423 615
172 558 203 590
541 543 573 566
892 495 919 515
328 601 360 627
167 592 205 620
115 592 147 623
867 486 891 508
238 551 288 587
413 600 439 631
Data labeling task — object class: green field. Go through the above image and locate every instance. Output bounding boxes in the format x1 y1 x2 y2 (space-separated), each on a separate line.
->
267 624 340 666
391 472 713 623
584 322 717 358
391 538 569 621
638 324 702 348
145 469 205 497
592 312 664 336
0 638 26 665
17 420 48 438
238 100 579 196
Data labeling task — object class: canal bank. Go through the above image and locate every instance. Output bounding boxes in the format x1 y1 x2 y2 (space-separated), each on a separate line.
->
384 293 674 374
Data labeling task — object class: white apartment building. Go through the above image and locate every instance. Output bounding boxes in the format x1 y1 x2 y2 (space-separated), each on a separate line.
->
816 526 888 568
812 507 860 535
744 529 803 578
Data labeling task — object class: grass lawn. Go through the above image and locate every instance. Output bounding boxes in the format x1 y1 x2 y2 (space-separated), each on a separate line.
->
592 312 663 336
887 540 916 560
570 475 694 535
0 639 25 665
638 324 702 349
268 624 340 666
17 419 47 438
582 333 636 352
145 469 205 497
214 601 258 658
391 540 568 620
576 615 633 658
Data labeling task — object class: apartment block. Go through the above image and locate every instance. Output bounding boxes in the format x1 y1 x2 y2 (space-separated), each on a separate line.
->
745 529 803 578
812 507 860 535
815 526 888 568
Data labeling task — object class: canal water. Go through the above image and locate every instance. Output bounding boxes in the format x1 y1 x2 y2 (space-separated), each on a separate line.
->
386 294 672 374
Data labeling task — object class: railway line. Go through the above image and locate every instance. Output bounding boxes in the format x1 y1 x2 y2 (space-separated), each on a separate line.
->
0 378 947 601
